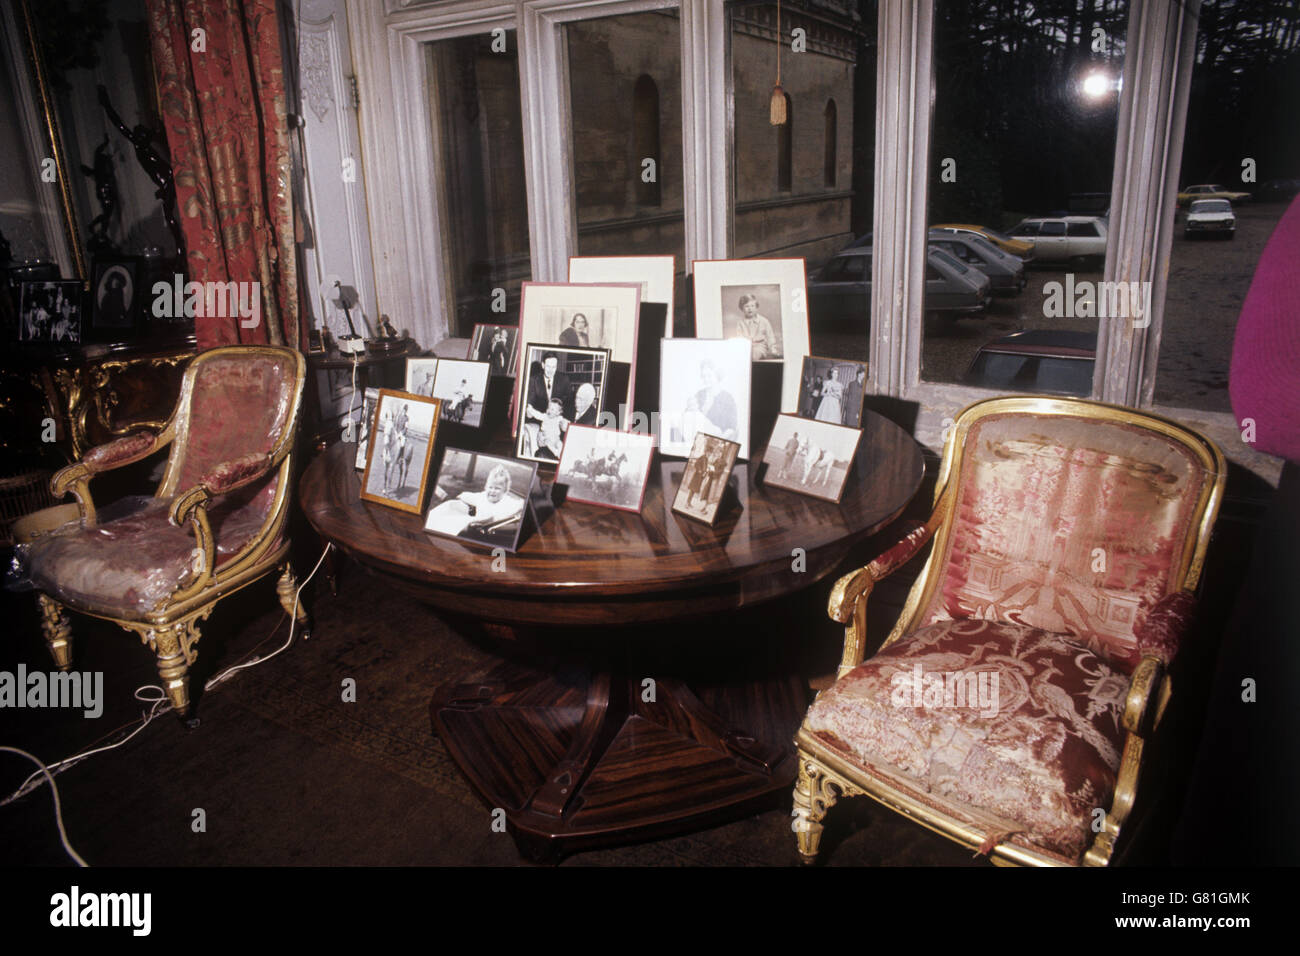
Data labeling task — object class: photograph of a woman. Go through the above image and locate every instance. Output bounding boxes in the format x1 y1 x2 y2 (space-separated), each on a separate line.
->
659 338 751 460
815 367 843 422
558 313 591 347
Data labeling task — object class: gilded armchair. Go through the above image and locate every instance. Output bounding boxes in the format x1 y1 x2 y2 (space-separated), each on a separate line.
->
25 346 309 722
791 396 1225 866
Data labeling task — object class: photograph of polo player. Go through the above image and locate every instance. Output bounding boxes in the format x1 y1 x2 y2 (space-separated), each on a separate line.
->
556 425 655 513
431 359 490 427
360 390 441 514
671 432 740 525
424 449 537 552
761 413 862 504
353 386 380 470
720 283 783 362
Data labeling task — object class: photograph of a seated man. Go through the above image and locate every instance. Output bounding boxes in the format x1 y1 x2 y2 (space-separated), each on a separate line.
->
516 345 607 463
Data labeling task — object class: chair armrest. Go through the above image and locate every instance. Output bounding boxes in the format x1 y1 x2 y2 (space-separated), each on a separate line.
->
50 427 168 527
1122 655 1164 736
1134 590 1197 665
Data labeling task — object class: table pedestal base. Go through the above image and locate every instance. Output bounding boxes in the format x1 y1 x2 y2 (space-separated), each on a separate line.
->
431 651 805 863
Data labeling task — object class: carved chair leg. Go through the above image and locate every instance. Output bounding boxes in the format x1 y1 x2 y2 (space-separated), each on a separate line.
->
792 756 839 865
277 563 311 636
137 618 203 724
37 594 74 671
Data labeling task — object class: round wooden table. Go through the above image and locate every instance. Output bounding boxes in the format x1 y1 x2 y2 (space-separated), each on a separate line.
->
300 410 923 861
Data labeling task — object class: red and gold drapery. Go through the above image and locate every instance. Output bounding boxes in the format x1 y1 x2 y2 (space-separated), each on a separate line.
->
145 0 300 349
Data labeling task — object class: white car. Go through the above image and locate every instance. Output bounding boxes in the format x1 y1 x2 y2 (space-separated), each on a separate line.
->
1008 216 1108 264
1184 198 1235 239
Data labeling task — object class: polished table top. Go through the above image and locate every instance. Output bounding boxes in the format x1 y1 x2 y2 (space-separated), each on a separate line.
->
300 409 925 624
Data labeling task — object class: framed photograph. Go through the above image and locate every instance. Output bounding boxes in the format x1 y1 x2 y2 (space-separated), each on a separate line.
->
516 281 640 420
18 281 82 344
353 386 380 470
514 344 610 463
470 324 519 376
425 449 538 553
761 413 862 504
658 337 751 460
431 359 491 427
671 432 740 525
556 425 655 513
798 356 869 427
404 357 440 397
568 256 675 338
359 389 442 513
91 257 139 332
692 258 809 412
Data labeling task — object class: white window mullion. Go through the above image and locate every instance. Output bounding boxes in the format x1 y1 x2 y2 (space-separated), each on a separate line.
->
681 0 730 263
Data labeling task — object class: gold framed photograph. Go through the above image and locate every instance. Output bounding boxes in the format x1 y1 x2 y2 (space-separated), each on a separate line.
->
359 389 442 513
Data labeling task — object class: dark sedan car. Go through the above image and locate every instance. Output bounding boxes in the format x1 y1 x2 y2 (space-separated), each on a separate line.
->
963 330 1096 396
928 230 1027 294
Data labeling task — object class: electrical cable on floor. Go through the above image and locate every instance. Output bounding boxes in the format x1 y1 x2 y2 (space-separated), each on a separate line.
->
0 746 89 866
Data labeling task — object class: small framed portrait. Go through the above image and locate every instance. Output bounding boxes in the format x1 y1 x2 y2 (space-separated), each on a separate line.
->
798 356 869 427
672 432 740 525
431 359 491 427
90 257 140 333
658 337 751 460
470 324 519 376
352 386 380 470
404 357 440 397
425 448 538 553
514 343 610 463
692 258 809 412
761 413 862 504
556 425 655 513
568 255 675 338
18 281 83 344
360 389 442 513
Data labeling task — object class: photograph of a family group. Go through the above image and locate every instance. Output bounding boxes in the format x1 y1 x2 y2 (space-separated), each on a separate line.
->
761 413 862 503
470 324 519 377
353 386 380 469
424 449 537 553
798 356 868 428
515 344 610 464
568 255 675 338
658 337 751 460
691 258 809 413
672 432 740 525
360 390 442 513
18 281 83 344
556 425 655 513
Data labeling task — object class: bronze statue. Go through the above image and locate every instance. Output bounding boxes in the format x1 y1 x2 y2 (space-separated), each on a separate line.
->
79 136 119 252
97 85 185 259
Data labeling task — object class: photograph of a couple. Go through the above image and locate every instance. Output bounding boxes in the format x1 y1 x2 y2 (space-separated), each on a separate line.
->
515 345 609 463
470 324 519 376
658 337 751 460
799 356 868 427
672 432 740 525
762 414 862 503
424 449 537 553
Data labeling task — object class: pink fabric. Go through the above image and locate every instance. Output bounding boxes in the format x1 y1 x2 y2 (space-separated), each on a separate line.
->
83 431 157 472
1133 590 1196 665
806 618 1130 862
201 452 271 494
1230 196 1300 463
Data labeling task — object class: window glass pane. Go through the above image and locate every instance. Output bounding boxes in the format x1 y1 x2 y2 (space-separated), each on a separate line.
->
427 33 531 336
1155 2 1300 413
921 0 1129 391
730 0 877 357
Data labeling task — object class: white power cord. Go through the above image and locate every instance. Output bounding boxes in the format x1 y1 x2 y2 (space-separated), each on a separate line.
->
0 746 89 866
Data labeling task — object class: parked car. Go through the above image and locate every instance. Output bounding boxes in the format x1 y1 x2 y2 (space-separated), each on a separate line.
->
928 230 1026 294
963 330 1096 396
1007 216 1108 264
1253 179 1300 204
809 245 991 323
931 223 1036 261
1177 183 1251 206
1184 198 1235 239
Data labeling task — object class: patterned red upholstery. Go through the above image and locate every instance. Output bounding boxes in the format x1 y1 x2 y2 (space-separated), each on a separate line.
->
806 618 1130 863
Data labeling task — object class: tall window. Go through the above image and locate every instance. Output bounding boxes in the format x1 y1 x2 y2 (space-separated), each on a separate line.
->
777 93 793 192
633 74 662 207
824 98 837 187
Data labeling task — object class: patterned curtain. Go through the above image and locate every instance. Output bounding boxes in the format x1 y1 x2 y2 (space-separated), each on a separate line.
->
145 0 299 349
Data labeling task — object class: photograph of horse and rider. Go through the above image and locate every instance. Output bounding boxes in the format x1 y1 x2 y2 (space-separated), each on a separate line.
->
360 390 441 513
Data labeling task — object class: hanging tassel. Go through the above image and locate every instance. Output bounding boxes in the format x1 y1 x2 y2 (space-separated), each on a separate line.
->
770 0 787 125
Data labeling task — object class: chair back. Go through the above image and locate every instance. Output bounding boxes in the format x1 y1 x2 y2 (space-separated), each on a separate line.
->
906 397 1224 670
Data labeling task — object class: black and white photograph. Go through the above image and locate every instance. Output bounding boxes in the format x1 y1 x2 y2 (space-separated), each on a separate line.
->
798 356 869 427
761 413 862 504
353 386 380 470
424 449 537 553
514 344 610 463
91 258 139 331
671 432 740 525
470 324 519 376
431 359 490 427
360 389 442 514
658 337 751 460
404 357 440 397
692 258 810 412
556 425 655 513
568 255 675 338
18 281 83 344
